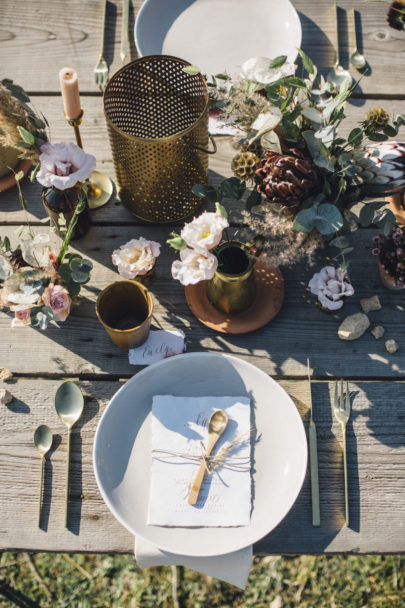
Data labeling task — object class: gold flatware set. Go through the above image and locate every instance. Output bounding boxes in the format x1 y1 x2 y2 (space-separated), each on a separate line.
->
34 381 84 528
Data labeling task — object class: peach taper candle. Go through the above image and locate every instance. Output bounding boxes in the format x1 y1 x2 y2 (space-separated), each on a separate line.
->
59 67 81 120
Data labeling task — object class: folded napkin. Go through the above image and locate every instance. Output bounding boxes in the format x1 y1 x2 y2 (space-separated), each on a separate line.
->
128 329 185 366
148 396 251 527
135 536 252 589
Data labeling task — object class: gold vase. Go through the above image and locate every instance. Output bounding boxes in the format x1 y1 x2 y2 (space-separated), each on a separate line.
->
206 243 257 314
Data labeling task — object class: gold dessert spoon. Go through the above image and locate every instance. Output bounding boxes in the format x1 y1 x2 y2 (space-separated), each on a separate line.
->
188 410 228 506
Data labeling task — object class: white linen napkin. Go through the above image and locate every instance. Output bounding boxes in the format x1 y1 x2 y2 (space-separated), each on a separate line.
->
148 396 251 527
134 536 253 589
128 329 185 365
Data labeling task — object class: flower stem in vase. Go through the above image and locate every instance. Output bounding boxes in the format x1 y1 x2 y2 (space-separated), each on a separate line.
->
42 184 90 241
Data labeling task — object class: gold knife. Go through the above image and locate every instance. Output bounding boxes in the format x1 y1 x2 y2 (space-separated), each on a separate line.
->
307 359 320 527
121 0 130 63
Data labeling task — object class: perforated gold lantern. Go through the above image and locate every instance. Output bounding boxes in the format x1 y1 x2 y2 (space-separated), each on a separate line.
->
103 55 216 223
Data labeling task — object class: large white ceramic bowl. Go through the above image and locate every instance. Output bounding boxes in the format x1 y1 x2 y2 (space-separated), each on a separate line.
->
93 353 308 557
135 0 302 75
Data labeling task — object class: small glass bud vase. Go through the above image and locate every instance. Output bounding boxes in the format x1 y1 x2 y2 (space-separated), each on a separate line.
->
206 242 257 314
42 184 90 240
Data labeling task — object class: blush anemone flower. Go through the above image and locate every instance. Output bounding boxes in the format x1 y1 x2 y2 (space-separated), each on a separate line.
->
36 142 96 190
309 266 354 311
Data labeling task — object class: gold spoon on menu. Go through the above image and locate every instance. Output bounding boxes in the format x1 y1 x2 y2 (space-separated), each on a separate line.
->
188 410 229 506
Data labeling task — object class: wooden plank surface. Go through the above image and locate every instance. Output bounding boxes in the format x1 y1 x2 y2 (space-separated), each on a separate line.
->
0 378 403 554
0 1 404 95
0 227 404 379
0 97 404 225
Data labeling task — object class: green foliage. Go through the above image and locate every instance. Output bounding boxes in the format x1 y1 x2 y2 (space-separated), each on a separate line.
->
294 203 344 235
182 65 201 76
215 201 228 219
0 553 404 607
167 232 187 251
269 55 287 69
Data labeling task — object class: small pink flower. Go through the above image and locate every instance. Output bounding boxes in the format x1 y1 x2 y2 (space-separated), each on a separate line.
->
112 237 161 279
43 284 71 321
12 308 31 327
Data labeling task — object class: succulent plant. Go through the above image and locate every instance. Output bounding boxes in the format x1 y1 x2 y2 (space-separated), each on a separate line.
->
350 141 405 194
255 149 318 208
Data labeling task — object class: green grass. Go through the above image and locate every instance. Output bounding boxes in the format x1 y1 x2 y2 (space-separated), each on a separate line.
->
0 553 404 608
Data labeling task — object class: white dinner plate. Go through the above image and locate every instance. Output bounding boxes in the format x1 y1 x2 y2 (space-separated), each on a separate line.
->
135 0 302 76
93 353 307 557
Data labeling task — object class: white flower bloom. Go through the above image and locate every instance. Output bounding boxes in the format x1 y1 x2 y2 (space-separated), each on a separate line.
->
36 142 96 190
11 309 31 327
181 212 228 251
112 237 161 278
240 57 295 85
171 248 218 285
309 266 354 311
20 233 57 272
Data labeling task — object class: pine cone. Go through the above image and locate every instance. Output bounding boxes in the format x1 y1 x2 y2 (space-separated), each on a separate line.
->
231 151 260 180
365 106 390 131
255 149 318 208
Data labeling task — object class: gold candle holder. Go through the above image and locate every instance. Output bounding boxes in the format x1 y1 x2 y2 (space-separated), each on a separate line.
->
64 109 113 209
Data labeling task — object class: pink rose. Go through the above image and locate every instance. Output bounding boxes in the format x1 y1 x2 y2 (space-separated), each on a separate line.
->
43 284 71 321
11 308 31 327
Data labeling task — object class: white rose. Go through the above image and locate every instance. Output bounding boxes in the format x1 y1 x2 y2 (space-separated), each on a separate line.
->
309 266 354 311
181 212 228 251
20 233 58 273
112 237 161 278
240 57 296 85
36 142 96 190
171 248 218 285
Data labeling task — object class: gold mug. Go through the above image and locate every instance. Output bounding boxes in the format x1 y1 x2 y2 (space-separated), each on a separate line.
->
96 280 153 348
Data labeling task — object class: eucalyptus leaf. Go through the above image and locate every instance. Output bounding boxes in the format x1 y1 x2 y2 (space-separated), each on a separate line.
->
348 127 363 147
218 177 245 200
17 126 35 146
269 55 287 69
297 48 317 79
330 235 349 249
71 270 90 284
367 132 388 142
182 65 201 75
313 204 344 235
246 189 262 211
192 183 218 202
215 202 228 219
167 236 187 250
383 124 398 137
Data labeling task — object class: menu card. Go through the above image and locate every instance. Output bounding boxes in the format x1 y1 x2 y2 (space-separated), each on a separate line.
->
148 395 251 527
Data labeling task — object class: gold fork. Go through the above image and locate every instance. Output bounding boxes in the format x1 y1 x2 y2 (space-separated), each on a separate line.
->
93 0 109 91
333 379 351 526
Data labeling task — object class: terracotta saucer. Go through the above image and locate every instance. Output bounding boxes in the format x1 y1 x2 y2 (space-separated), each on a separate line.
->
0 159 32 193
185 260 284 334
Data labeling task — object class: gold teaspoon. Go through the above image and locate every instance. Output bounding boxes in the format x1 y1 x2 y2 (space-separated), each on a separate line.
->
34 425 53 527
188 410 228 506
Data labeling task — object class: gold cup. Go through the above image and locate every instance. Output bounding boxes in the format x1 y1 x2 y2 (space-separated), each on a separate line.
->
96 280 153 348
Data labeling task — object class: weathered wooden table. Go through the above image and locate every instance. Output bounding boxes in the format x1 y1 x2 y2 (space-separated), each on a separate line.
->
0 0 404 556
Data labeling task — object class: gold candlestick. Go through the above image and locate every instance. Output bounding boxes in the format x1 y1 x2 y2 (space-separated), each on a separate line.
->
65 109 113 209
